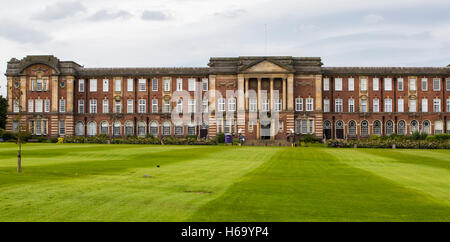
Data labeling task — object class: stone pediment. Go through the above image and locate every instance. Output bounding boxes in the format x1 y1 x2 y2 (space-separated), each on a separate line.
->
239 59 294 73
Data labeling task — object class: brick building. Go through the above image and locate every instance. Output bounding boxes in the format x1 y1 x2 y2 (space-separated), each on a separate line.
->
5 55 450 140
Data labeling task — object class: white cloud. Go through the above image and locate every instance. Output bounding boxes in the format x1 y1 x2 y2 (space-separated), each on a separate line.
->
88 9 133 21
363 14 384 24
32 1 86 21
1 0 450 97
141 10 170 21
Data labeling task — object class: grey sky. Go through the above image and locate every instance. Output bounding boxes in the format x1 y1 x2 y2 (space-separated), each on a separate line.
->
1 0 449 96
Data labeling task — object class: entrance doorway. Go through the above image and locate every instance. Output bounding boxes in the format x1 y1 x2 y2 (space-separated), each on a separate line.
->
323 121 332 139
261 123 271 140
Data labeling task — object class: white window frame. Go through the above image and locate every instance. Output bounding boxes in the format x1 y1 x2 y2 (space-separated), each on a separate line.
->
151 78 157 91
384 98 392 112
78 99 84 114
90 99 97 114
397 78 404 91
360 78 368 91
28 99 34 113
421 78 428 91
335 98 343 112
115 79 121 92
348 98 355 112
323 78 330 91
433 78 440 91
103 99 108 114
384 78 392 91
139 79 147 92
103 79 109 92
335 78 342 91
177 78 183 91
218 98 225 112
127 78 133 92
90 79 97 92
152 99 158 113
79 79 85 92
422 98 428 112
44 99 50 113
433 98 441 112
202 78 208 91
323 99 330 112
228 98 236 112
249 98 257 112
398 99 404 113
373 98 379 112
409 78 416 91
59 99 66 113
127 99 134 113
361 99 367 112
138 99 146 113
188 99 196 113
409 99 416 112
295 98 303 111
188 78 196 91
348 78 354 91
373 78 379 91
306 98 313 112
164 78 171 92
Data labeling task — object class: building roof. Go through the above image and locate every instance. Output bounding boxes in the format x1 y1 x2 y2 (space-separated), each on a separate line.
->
322 67 450 76
77 67 210 77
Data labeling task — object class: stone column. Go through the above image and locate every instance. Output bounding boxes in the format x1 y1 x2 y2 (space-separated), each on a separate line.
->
209 75 216 112
287 74 294 110
7 77 12 112
51 76 59 112
20 76 27 111
245 78 249 111
282 78 287 111
237 74 246 134
257 78 261 111
270 78 274 110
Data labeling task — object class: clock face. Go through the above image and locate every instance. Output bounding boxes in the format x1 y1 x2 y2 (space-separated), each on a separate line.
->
14 81 20 88
60 81 65 88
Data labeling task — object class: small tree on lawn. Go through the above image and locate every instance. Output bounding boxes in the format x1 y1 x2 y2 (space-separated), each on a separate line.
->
11 85 26 173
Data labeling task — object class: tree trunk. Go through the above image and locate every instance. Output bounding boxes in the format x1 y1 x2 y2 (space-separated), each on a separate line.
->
17 144 22 173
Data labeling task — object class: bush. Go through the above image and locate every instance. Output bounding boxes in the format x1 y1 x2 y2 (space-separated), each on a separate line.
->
326 139 450 149
1 130 16 141
50 137 59 143
215 133 225 143
300 134 322 143
426 133 450 142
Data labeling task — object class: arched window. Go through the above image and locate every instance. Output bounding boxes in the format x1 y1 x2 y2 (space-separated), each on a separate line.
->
162 121 171 136
447 120 450 134
410 120 418 134
100 121 109 135
385 120 394 135
361 120 369 137
336 120 344 139
435 121 443 134
137 121 146 136
373 120 381 135
125 121 134 136
75 122 84 136
398 120 406 135
113 121 121 137
88 121 97 136
348 121 356 136
150 121 159 136
423 120 431 134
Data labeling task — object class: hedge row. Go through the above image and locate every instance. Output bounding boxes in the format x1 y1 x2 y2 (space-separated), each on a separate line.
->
327 139 450 149
63 134 217 145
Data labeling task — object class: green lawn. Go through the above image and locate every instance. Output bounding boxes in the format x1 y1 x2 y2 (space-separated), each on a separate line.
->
0 143 449 221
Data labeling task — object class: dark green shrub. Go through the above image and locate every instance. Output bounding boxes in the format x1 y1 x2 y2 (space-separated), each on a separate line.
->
215 133 225 143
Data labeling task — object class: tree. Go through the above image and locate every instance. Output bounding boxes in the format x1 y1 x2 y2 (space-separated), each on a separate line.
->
0 95 6 129
10 86 26 173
